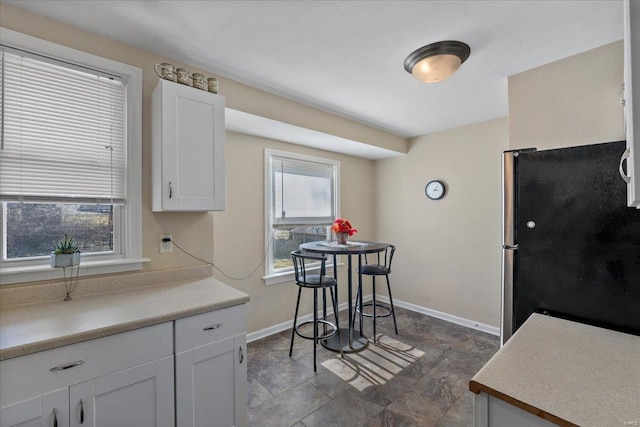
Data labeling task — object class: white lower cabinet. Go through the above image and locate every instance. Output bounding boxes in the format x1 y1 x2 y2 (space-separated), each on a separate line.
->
69 356 174 427
0 323 173 427
0 304 247 427
473 393 556 427
175 305 248 427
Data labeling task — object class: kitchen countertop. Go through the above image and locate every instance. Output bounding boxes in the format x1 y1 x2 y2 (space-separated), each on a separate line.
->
469 313 640 427
0 276 249 361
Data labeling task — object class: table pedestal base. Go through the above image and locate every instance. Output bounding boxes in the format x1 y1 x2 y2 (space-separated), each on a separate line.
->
321 328 369 353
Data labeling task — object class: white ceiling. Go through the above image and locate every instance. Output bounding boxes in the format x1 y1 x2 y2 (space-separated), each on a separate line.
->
8 0 623 139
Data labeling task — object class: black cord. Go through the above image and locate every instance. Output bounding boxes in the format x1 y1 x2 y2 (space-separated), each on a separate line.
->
171 233 275 281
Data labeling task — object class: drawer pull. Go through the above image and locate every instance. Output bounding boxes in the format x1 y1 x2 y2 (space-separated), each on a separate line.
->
53 408 58 427
239 346 244 364
80 398 85 424
50 360 85 371
203 323 223 331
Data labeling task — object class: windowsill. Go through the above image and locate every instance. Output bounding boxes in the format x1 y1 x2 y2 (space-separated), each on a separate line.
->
263 262 343 286
0 258 151 285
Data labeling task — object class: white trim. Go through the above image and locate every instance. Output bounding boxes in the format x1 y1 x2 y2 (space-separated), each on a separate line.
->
247 298 355 343
0 28 143 283
0 258 150 285
375 295 501 336
246 294 500 343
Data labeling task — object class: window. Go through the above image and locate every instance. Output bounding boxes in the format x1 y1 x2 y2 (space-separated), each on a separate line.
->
0 28 143 284
264 149 339 283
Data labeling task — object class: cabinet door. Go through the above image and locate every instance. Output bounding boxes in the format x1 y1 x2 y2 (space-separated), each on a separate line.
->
0 388 68 427
176 335 247 427
158 80 225 211
69 356 174 427
624 0 640 207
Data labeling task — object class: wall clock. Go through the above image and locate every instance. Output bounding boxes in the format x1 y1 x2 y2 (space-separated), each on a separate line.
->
425 180 446 200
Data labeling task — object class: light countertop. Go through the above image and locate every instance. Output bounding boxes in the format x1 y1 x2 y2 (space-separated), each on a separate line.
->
0 276 249 361
470 313 640 427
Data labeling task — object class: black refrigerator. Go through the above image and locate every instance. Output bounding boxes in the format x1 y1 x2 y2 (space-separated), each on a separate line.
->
501 140 640 344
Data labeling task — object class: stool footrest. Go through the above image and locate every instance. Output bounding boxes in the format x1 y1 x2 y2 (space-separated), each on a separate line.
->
295 320 337 341
356 302 393 318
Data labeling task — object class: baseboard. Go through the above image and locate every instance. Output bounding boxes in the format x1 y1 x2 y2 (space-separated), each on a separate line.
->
247 298 362 343
247 294 500 343
375 295 500 336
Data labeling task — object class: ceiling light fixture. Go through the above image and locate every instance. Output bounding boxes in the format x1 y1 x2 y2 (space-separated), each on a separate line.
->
404 41 470 83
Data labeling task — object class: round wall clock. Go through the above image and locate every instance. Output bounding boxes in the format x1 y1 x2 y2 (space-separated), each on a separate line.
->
425 180 446 200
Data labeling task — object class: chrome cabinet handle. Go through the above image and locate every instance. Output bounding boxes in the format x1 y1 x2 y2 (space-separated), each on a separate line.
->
79 399 84 424
620 83 626 106
168 181 173 199
239 346 244 364
50 360 85 371
203 323 223 331
53 408 58 427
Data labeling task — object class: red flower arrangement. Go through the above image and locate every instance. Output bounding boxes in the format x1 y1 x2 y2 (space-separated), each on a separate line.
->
331 218 357 236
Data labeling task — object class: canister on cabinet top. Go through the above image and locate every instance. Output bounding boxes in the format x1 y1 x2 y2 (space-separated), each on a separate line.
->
207 77 219 94
176 68 190 85
191 73 206 90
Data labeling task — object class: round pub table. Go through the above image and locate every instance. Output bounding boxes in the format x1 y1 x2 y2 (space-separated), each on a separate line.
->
299 240 387 353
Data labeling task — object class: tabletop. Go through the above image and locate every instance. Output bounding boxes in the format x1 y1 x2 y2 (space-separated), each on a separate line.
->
300 240 387 255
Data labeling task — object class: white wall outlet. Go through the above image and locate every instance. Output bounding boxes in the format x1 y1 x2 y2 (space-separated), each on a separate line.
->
159 234 173 253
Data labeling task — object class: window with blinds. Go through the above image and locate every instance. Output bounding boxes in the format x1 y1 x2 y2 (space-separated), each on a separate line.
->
0 48 127 204
266 150 339 276
271 157 335 226
0 46 127 262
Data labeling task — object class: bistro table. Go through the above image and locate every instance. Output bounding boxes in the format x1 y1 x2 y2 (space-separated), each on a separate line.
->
299 240 387 353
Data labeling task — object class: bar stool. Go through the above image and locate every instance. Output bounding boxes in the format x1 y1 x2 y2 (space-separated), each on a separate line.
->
353 244 398 342
290 250 340 371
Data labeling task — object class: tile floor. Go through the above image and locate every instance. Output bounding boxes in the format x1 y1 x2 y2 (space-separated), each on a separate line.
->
247 306 500 427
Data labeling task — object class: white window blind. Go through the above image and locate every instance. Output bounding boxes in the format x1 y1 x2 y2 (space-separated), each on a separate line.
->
271 156 335 226
0 48 127 204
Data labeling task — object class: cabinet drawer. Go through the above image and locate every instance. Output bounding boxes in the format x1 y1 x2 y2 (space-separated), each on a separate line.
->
175 304 246 353
0 322 173 407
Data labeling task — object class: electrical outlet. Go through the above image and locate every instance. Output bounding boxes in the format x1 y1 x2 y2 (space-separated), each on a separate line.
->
159 234 173 253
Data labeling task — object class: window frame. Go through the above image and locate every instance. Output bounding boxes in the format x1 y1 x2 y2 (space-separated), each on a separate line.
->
263 149 340 285
0 27 145 285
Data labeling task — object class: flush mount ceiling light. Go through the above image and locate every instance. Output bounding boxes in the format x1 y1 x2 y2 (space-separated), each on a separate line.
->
404 41 470 83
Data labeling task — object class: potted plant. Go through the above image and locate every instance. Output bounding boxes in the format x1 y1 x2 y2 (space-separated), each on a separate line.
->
331 218 357 245
50 234 80 268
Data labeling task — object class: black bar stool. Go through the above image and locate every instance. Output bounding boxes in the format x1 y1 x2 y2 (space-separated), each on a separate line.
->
353 244 398 342
290 250 340 371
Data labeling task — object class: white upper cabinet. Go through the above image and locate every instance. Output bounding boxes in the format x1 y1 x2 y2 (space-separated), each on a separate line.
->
623 0 640 207
152 80 225 211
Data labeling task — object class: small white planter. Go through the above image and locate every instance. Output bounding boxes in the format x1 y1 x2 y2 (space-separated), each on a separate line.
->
50 252 80 268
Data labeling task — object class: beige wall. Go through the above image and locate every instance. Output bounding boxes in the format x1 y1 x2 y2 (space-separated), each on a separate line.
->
375 117 508 328
214 132 375 332
509 41 625 150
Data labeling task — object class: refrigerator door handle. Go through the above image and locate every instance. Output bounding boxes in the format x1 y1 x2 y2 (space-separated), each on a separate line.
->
503 152 517 247
619 148 631 184
501 248 516 345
